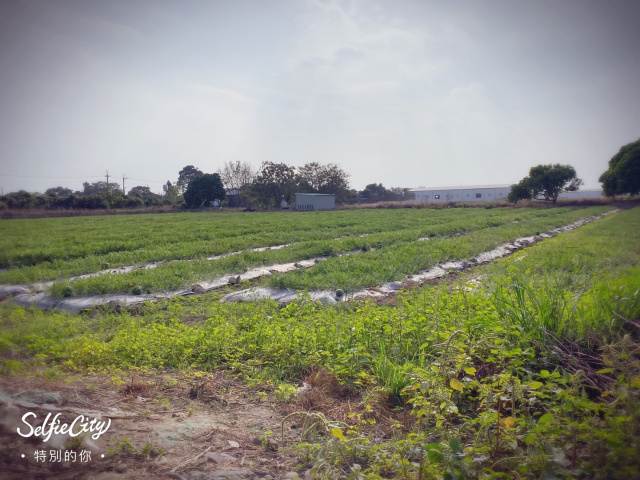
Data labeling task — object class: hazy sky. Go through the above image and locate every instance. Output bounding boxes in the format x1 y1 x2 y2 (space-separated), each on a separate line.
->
1 0 639 194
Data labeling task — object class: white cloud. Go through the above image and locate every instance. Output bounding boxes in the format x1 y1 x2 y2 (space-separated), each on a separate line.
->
285 0 443 97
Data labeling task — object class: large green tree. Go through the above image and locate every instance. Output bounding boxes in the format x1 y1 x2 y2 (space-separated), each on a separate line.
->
252 162 296 207
507 180 533 203
177 165 204 194
508 164 583 204
296 162 350 202
183 173 226 208
599 138 640 196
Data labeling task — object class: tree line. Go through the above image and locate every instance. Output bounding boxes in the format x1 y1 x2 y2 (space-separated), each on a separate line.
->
507 137 639 204
0 181 171 211
177 161 412 208
2 137 637 211
0 161 412 211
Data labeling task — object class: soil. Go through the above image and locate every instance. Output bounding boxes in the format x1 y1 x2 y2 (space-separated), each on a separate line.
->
0 370 337 480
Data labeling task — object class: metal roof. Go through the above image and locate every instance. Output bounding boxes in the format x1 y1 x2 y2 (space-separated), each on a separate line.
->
295 193 335 196
409 184 512 191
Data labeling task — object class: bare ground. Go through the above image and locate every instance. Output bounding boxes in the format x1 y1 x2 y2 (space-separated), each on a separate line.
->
0 369 357 480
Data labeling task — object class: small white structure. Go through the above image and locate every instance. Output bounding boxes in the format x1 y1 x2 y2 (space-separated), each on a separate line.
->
295 193 335 211
410 185 512 202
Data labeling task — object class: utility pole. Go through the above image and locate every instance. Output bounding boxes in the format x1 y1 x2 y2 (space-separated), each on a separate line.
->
122 175 127 195
105 170 111 207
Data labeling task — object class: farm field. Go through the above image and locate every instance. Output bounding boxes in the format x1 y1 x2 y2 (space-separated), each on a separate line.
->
0 206 639 479
0 206 612 299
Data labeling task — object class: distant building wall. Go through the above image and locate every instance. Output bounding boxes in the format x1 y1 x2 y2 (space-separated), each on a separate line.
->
295 193 336 211
558 189 604 199
410 185 604 202
410 185 511 202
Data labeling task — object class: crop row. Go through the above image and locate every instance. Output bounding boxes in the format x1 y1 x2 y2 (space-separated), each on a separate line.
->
0 207 595 284
1 208 504 268
45 206 611 298
265 206 612 291
1 208 636 375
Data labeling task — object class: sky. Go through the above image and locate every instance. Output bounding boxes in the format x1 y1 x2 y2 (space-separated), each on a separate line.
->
1 0 639 195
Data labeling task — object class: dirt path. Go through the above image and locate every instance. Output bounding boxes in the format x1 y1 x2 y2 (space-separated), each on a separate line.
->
0 372 321 480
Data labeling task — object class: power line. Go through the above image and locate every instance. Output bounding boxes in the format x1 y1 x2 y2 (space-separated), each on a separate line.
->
127 177 167 185
0 174 168 184
0 174 104 179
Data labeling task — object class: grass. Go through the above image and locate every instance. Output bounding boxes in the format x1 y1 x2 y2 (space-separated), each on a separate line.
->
1 206 638 478
0 206 612 299
1 207 635 374
0 206 606 285
267 206 611 291
489 207 640 344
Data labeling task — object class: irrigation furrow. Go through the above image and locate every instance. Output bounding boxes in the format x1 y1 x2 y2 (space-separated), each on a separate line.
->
0 243 293 297
9 257 323 313
6 210 618 312
222 210 619 304
0 229 466 300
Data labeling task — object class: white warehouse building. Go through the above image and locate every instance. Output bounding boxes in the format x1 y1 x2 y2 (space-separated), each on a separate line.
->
558 189 605 199
410 185 512 202
295 193 336 211
409 185 605 202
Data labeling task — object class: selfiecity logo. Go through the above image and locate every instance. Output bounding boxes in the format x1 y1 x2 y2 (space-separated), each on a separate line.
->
17 413 111 442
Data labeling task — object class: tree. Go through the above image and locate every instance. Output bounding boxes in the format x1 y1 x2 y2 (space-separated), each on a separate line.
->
3 190 37 209
599 138 640 196
163 181 181 205
508 164 583 204
82 181 121 196
252 162 296 207
183 173 226 208
317 163 350 201
126 186 163 206
217 161 256 191
387 187 412 201
127 186 153 198
296 162 324 192
507 179 533 203
177 165 203 194
74 195 109 209
360 183 389 202
296 162 351 201
45 186 73 197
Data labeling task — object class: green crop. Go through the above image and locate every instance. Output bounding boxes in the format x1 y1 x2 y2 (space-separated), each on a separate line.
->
0 206 605 285
1 206 612 299
1 206 639 478
267 206 611 291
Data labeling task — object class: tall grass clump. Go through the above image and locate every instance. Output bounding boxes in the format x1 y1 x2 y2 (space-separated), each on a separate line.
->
490 207 640 346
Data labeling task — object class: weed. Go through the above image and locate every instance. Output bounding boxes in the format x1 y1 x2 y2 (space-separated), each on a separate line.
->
274 384 297 403
141 442 164 458
107 437 134 457
155 396 170 410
